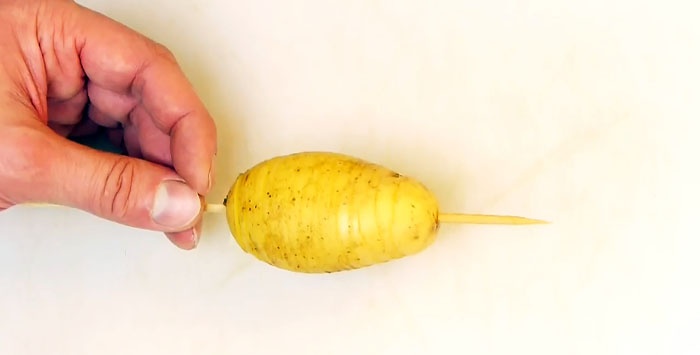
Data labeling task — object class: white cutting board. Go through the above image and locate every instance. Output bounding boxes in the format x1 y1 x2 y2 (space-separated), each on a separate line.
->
1 0 697 354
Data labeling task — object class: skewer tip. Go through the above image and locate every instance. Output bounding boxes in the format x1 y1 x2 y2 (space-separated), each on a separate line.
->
438 213 549 225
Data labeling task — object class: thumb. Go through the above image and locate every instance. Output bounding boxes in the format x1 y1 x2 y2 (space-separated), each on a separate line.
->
8 126 204 247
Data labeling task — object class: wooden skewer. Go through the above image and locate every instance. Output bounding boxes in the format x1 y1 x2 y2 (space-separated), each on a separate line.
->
438 213 548 225
22 203 547 225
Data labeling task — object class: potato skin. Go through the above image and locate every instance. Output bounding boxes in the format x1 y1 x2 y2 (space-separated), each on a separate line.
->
225 152 440 273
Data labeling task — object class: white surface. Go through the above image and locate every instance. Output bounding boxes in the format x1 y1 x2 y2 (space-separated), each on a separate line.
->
1 0 698 354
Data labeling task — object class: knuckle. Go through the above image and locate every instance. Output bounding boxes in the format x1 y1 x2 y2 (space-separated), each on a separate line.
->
98 157 136 219
48 90 87 125
150 42 177 63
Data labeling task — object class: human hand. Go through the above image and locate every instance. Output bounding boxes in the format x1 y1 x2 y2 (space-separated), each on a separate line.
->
0 0 217 250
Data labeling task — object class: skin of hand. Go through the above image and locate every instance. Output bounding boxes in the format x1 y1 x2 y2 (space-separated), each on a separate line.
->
0 0 218 250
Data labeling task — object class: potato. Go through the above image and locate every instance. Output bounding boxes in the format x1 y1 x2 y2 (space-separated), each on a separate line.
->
224 151 545 273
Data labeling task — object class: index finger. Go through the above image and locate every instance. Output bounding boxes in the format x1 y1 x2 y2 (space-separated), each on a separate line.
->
132 48 218 195
68 2 217 194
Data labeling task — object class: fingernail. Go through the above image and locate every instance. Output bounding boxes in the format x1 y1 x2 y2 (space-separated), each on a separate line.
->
152 180 202 229
207 158 216 191
192 224 202 247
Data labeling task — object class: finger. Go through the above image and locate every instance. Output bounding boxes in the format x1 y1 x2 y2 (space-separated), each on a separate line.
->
40 8 86 112
165 217 202 250
166 229 197 250
47 121 74 137
131 105 172 167
70 5 217 195
5 124 204 234
122 123 143 158
87 104 121 128
86 83 136 127
137 55 218 195
48 89 87 125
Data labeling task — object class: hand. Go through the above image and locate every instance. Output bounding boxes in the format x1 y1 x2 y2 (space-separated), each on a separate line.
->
0 0 217 250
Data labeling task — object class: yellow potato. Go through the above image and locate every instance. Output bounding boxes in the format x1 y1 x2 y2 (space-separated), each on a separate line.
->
224 151 545 273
